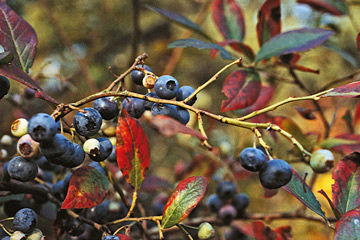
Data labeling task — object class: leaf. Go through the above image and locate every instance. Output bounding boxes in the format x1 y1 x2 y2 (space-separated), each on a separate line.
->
295 106 316 120
0 3 38 72
319 134 360 154
116 108 150 191
167 38 235 60
255 28 334 62
334 207 360 240
283 169 327 221
357 33 360 55
322 81 360 98
149 115 207 140
161 176 207 229
116 234 134 240
354 101 360 127
318 189 342 219
256 0 281 47
253 221 290 240
211 0 245 42
61 166 109 209
332 152 360 215
211 40 255 61
0 63 58 104
145 5 209 40
221 69 261 112
297 0 348 16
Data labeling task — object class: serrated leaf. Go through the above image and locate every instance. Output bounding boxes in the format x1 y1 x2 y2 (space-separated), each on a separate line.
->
256 0 281 47
221 69 261 112
297 0 348 16
212 0 245 42
116 108 150 191
161 176 207 229
334 207 360 240
145 5 209 40
255 28 334 62
0 3 37 72
167 38 235 60
332 152 360 215
283 169 327 221
322 81 360 98
61 166 109 209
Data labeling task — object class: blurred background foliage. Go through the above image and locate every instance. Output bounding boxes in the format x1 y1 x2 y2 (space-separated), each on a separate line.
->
1 0 360 239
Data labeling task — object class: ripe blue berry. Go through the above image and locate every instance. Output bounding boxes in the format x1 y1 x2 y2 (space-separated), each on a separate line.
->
176 85 197 105
131 64 152 86
62 143 85 168
122 97 145 119
40 134 75 165
218 204 237 225
154 75 179 99
102 236 119 240
206 194 224 213
89 137 112 162
13 208 38 233
216 181 237 201
73 107 102 137
176 107 190 125
238 147 267 172
7 156 38 182
0 75 10 100
232 193 249 217
27 113 58 143
107 145 117 163
259 159 293 189
93 97 118 120
143 92 159 110
151 103 178 118
51 180 67 201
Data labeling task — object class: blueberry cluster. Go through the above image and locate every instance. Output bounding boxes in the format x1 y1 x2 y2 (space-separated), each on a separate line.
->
124 66 197 125
238 147 293 189
206 181 249 225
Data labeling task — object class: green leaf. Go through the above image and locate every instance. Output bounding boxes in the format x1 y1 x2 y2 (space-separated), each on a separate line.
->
283 169 327 221
161 176 207 229
255 28 334 62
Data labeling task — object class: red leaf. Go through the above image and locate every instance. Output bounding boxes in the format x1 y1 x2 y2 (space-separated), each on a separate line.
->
116 109 150 190
0 3 37 71
295 106 316 120
116 234 134 240
221 69 261 112
357 33 360 54
334 207 360 240
332 152 360 215
161 176 207 228
256 0 281 47
327 133 360 154
318 189 342 219
149 115 207 140
297 0 348 16
61 166 109 209
212 0 245 41
354 101 360 127
252 221 287 240
323 81 360 98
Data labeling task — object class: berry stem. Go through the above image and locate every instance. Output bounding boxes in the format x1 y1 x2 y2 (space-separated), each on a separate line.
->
126 191 138 218
176 223 194 240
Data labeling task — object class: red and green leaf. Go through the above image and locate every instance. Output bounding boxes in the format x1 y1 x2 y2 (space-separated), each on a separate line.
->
168 38 235 60
256 0 281 47
332 152 360 215
61 166 109 209
161 176 207 229
0 2 37 72
145 5 209 40
149 115 207 140
283 169 327 221
323 81 360 98
221 69 261 112
297 0 348 16
318 189 342 220
255 28 334 62
334 207 360 240
211 0 245 42
116 109 150 191
211 40 255 61
319 133 360 154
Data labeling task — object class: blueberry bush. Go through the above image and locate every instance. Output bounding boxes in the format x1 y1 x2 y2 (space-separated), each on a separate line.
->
0 0 360 239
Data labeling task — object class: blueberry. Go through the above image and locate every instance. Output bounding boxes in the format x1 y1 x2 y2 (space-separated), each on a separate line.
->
35 155 63 173
93 97 118 120
62 143 85 168
27 113 58 143
176 85 197 105
218 204 237 225
216 181 237 201
103 201 127 222
40 134 75 165
13 208 38 233
73 107 102 137
102 236 119 240
206 194 224 213
51 180 67 201
89 137 112 162
154 75 179 99
176 107 190 125
86 199 110 222
7 156 38 182
259 159 293 189
122 97 145 119
143 92 159 110
0 75 10 100
238 147 267 172
151 103 178 119
232 193 249 217
107 145 117 163
131 64 152 86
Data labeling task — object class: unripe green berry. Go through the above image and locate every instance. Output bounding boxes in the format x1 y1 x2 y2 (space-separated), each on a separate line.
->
10 230 26 240
83 138 100 155
198 222 215 239
11 118 28 137
310 149 334 173
1 134 13 146
26 228 43 240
